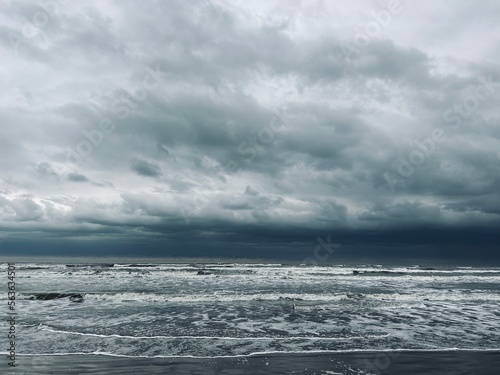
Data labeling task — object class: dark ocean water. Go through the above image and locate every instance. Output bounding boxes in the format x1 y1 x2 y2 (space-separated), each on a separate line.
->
2 259 500 374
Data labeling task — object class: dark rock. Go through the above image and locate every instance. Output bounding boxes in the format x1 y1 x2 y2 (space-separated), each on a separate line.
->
126 264 156 268
28 293 84 302
197 270 211 275
66 264 114 268
353 270 405 276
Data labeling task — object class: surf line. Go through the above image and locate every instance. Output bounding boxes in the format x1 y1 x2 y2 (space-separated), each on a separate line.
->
38 325 389 341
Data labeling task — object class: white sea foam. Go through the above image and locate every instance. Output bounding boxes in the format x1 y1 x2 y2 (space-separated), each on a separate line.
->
2 347 500 360
82 292 348 303
37 325 390 341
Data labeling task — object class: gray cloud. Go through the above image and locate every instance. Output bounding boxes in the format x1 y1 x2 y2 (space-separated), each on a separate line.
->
130 158 162 177
67 172 89 182
1 0 499 259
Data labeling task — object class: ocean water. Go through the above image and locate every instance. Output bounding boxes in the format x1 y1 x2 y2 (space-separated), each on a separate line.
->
2 261 500 373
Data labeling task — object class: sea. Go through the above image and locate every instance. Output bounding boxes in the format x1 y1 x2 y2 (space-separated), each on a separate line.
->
1 258 500 374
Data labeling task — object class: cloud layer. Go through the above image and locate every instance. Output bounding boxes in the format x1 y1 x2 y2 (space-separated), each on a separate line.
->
1 0 499 259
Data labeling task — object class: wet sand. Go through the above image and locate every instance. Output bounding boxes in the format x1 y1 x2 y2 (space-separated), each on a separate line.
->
6 350 500 374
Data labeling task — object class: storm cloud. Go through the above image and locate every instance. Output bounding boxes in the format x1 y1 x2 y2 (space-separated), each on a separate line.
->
1 0 499 260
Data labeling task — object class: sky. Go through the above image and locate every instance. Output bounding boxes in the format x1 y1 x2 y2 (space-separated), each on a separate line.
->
1 0 499 261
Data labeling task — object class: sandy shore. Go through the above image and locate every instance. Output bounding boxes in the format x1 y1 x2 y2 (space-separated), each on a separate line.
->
5 350 500 374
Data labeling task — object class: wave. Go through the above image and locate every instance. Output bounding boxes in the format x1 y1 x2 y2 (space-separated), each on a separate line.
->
6 262 500 272
8 290 500 303
81 292 346 303
37 325 390 341
3 348 500 360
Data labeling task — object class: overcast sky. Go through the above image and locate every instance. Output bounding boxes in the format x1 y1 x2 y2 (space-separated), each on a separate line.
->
1 0 499 260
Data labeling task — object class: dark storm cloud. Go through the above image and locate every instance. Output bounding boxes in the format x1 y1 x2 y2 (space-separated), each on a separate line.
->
0 0 499 259
130 158 162 177
67 172 89 182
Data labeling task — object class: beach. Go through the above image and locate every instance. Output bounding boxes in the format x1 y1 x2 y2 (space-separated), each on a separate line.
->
7 351 500 374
